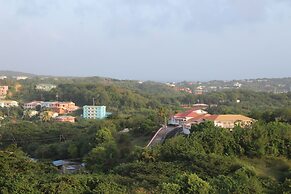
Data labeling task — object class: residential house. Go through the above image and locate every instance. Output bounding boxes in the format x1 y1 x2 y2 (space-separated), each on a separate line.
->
23 101 43 109
179 87 192 94
41 101 59 108
15 76 28 80
166 82 176 87
0 76 7 80
53 102 79 114
41 101 78 114
0 100 19 107
194 86 204 95
0 86 9 97
83 105 107 119
35 84 57 91
233 82 242 88
55 116 75 123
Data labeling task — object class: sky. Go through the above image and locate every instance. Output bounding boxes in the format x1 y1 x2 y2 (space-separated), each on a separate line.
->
0 0 291 81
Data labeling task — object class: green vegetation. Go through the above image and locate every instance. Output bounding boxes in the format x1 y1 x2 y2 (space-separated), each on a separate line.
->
0 77 290 193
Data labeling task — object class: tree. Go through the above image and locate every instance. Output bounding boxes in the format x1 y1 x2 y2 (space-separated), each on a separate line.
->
95 128 113 146
162 173 211 194
85 141 119 172
40 111 53 122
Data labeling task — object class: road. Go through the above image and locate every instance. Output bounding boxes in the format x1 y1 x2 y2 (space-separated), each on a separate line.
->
146 125 179 147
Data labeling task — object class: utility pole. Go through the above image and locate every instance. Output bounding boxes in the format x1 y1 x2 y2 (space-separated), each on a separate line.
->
93 98 95 106
59 134 65 142
7 107 10 117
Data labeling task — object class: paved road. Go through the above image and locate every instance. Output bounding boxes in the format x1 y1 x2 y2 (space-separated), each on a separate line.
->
146 125 179 147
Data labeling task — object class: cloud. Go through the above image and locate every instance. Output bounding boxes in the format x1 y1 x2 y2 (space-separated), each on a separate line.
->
0 0 291 80
3 0 290 33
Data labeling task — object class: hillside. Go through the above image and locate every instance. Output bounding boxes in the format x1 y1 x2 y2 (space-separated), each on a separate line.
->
0 70 38 77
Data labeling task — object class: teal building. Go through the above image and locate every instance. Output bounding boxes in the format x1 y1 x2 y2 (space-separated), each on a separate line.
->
83 105 106 119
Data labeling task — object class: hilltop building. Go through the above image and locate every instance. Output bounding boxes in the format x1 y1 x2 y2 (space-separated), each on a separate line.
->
83 105 107 119
233 82 242 88
168 108 208 126
15 76 28 80
35 84 57 91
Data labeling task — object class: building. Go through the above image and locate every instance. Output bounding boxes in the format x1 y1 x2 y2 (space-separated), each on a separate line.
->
52 160 85 174
0 76 7 80
40 101 79 114
194 86 204 95
233 82 242 88
83 106 107 119
179 87 192 94
0 100 19 107
40 101 58 108
35 84 57 91
192 103 209 110
168 108 208 125
204 114 254 129
55 116 75 123
168 106 254 130
15 76 28 80
0 86 9 96
23 101 43 109
53 102 79 114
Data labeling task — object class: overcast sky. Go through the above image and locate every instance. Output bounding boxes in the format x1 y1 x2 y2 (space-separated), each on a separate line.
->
0 0 291 81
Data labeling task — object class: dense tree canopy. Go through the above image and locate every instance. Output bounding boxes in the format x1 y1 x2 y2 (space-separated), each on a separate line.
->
0 77 290 193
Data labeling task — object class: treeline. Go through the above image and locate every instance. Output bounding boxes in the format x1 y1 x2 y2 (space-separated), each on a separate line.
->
6 78 181 110
0 109 161 160
1 121 290 193
3 77 291 116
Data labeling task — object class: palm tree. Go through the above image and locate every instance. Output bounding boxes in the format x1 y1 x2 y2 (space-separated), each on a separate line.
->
40 111 52 122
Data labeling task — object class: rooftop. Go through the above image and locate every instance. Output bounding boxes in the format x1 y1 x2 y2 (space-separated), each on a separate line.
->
205 114 253 121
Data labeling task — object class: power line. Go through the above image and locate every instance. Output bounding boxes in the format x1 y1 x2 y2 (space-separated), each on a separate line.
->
0 134 77 143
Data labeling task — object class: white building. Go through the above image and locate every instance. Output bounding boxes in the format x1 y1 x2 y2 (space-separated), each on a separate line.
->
0 100 19 108
41 101 59 108
23 101 43 109
15 76 28 80
35 84 57 91
233 82 242 88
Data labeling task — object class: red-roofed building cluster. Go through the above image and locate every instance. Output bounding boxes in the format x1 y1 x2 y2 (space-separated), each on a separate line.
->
169 104 254 129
